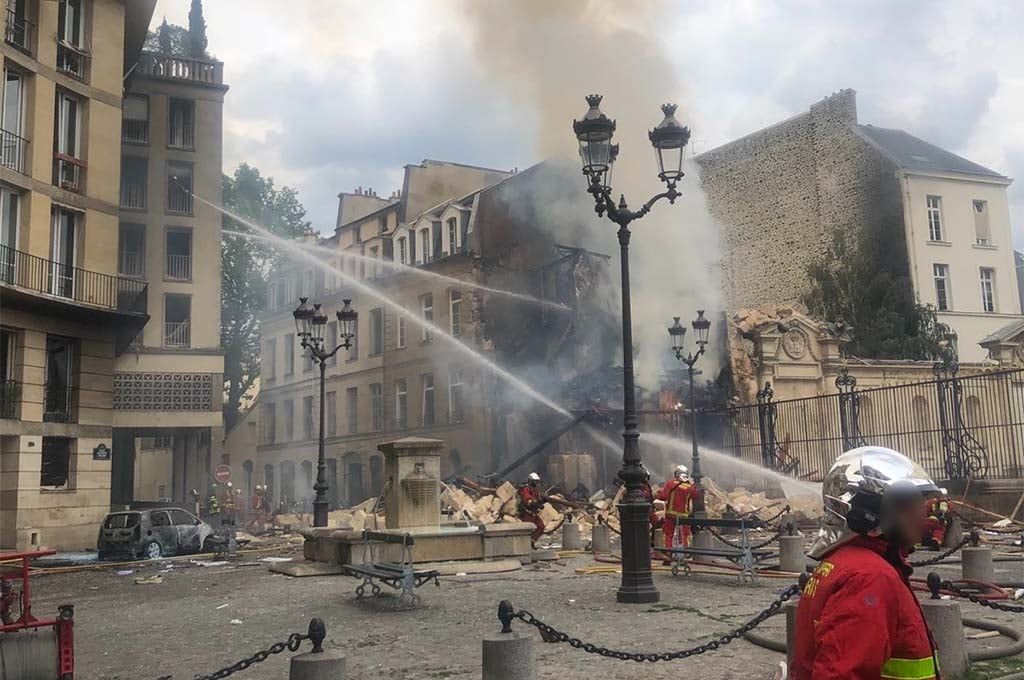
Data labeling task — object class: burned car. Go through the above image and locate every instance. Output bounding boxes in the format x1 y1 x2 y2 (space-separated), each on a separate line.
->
97 508 218 560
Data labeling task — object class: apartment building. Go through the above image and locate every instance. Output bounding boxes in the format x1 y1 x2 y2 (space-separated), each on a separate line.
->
0 0 157 551
111 32 228 508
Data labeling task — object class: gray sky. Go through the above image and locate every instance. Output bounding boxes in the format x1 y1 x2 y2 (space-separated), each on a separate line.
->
154 1 1024 250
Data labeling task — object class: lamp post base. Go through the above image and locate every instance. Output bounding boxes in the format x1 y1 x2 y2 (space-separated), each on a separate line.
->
313 500 328 528
615 499 660 604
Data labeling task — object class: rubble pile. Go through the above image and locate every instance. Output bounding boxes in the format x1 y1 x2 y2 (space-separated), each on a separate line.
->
273 497 386 532
702 478 823 522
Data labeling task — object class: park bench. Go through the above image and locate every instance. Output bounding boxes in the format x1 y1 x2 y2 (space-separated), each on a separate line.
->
342 530 439 607
664 516 778 583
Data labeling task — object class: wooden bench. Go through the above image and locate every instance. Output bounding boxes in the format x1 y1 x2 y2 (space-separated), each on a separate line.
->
342 530 439 607
664 516 776 583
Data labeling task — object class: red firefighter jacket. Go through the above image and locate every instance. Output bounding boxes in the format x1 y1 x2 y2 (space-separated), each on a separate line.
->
791 535 938 680
655 479 696 518
517 485 543 515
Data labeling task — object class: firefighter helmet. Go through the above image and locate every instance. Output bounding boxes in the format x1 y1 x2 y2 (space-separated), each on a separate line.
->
810 446 940 559
527 472 541 484
674 464 690 481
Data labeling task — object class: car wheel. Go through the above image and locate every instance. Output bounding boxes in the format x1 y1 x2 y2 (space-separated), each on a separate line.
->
143 540 163 559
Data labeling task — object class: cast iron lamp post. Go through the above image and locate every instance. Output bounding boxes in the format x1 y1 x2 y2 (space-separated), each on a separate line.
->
668 311 711 487
293 296 357 527
573 94 690 604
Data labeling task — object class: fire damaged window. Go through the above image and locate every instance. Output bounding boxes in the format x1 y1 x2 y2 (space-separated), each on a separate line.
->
40 436 72 488
421 373 435 426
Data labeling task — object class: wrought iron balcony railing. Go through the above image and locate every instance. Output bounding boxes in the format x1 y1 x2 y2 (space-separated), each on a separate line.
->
164 320 191 348
56 41 88 80
53 153 85 193
0 129 28 174
168 122 194 150
165 253 191 281
5 8 31 52
43 382 75 423
136 51 224 85
0 378 18 419
120 180 146 209
121 118 148 144
0 243 148 314
168 187 193 214
118 250 144 278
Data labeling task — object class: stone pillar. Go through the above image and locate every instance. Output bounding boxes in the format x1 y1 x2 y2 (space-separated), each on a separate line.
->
561 522 582 550
591 524 611 554
920 600 968 679
378 437 444 530
289 651 346 680
779 535 805 574
961 545 995 583
482 634 533 680
784 599 799 669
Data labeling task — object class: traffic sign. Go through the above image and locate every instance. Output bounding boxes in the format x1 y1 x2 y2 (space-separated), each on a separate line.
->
214 464 232 483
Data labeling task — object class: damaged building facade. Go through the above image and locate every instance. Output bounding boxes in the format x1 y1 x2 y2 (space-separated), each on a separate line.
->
247 161 617 509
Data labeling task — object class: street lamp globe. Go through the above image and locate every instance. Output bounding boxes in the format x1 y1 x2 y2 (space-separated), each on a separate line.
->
293 297 314 340
310 303 328 343
336 298 358 344
692 309 711 349
649 103 690 185
668 316 687 356
573 94 616 181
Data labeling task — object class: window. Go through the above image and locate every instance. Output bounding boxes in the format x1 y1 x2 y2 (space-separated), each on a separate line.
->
5 0 30 51
165 228 192 280
283 399 294 441
980 268 996 313
326 391 337 437
284 333 295 375
347 317 358 361
260 402 276 443
56 0 86 78
120 156 147 209
369 246 379 277
167 161 193 214
448 368 464 423
973 200 991 245
398 237 407 265
163 294 191 348
933 264 950 312
122 94 149 144
168 99 195 149
420 293 433 342
395 379 407 429
370 383 383 431
49 207 78 298
40 437 72 488
397 315 407 349
43 335 75 423
0 187 19 282
302 396 314 440
346 387 358 434
926 195 943 241
421 374 435 426
370 308 383 355
447 217 458 254
378 214 387 235
118 223 145 277
53 91 82 191
450 290 462 337
325 321 337 366
0 328 15 418
263 338 277 379
1 68 25 172
420 229 430 263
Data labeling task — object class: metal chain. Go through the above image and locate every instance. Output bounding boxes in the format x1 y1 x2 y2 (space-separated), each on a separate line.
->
512 584 800 662
155 633 308 680
705 525 784 551
908 536 970 568
941 581 1024 613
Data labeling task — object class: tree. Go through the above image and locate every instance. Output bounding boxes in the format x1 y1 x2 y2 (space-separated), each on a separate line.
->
221 164 310 430
188 0 209 58
146 19 189 56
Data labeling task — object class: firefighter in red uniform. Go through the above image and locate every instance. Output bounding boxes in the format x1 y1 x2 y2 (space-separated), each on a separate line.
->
656 465 697 549
921 488 950 550
517 472 546 546
792 446 940 680
642 471 662 544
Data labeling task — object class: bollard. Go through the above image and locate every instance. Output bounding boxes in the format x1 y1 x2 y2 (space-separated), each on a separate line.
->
482 601 534 680
944 514 963 548
779 535 805 574
290 619 346 680
692 527 714 549
562 522 583 551
920 573 968 679
961 545 995 583
591 523 611 554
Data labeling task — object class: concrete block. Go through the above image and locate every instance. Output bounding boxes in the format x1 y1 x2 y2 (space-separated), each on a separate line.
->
921 599 967 679
561 522 582 551
591 524 611 554
482 633 533 680
692 529 714 550
289 650 346 680
784 599 799 669
779 535 805 573
961 546 995 583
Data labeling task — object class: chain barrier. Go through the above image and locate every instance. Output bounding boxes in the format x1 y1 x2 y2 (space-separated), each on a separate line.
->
154 619 326 680
705 525 784 552
499 584 800 663
908 535 971 568
940 580 1024 613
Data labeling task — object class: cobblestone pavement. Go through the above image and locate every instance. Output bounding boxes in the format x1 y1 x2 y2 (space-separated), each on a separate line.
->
27 553 1024 679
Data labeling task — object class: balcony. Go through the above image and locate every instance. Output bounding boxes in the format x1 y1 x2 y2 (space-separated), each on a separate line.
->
164 321 190 348
119 250 144 278
0 379 18 419
165 253 191 281
43 382 75 423
53 153 85 193
56 42 88 80
120 179 146 210
167 186 193 215
0 129 28 174
5 8 31 53
122 118 148 144
136 51 224 86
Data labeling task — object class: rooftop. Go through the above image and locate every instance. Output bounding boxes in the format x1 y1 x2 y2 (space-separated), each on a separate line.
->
853 124 1005 179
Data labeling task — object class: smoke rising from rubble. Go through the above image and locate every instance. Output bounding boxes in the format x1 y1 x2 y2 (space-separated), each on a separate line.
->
462 0 725 391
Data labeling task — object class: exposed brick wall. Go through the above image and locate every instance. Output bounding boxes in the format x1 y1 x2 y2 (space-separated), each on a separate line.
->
696 89 906 311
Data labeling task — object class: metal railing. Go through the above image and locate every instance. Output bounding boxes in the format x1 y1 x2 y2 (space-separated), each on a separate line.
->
43 383 75 423
53 153 85 193
121 118 148 144
168 122 194 149
0 243 148 313
165 253 191 280
136 51 224 85
164 321 190 348
167 186 193 214
118 250 143 278
5 8 31 52
0 129 28 173
120 179 146 209
0 379 18 419
56 42 88 79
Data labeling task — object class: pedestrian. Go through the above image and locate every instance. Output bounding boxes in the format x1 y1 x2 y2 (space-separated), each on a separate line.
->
656 465 697 551
791 446 940 680
517 472 547 547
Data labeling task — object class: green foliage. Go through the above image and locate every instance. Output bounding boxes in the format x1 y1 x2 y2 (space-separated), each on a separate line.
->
144 9 209 59
187 0 208 58
221 164 310 430
803 222 950 360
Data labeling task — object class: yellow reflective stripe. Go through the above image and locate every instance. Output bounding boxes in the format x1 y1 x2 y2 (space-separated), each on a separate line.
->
881 656 937 679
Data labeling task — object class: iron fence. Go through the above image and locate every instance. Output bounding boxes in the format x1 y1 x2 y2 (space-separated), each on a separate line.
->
0 128 28 173
701 367 1024 483
5 8 31 52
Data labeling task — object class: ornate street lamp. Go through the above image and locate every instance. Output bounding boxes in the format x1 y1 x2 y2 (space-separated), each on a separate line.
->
292 297 358 527
669 311 711 487
572 94 690 604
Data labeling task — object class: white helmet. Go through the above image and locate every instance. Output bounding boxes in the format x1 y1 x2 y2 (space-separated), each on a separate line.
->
527 472 541 483
810 446 939 559
674 464 690 481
